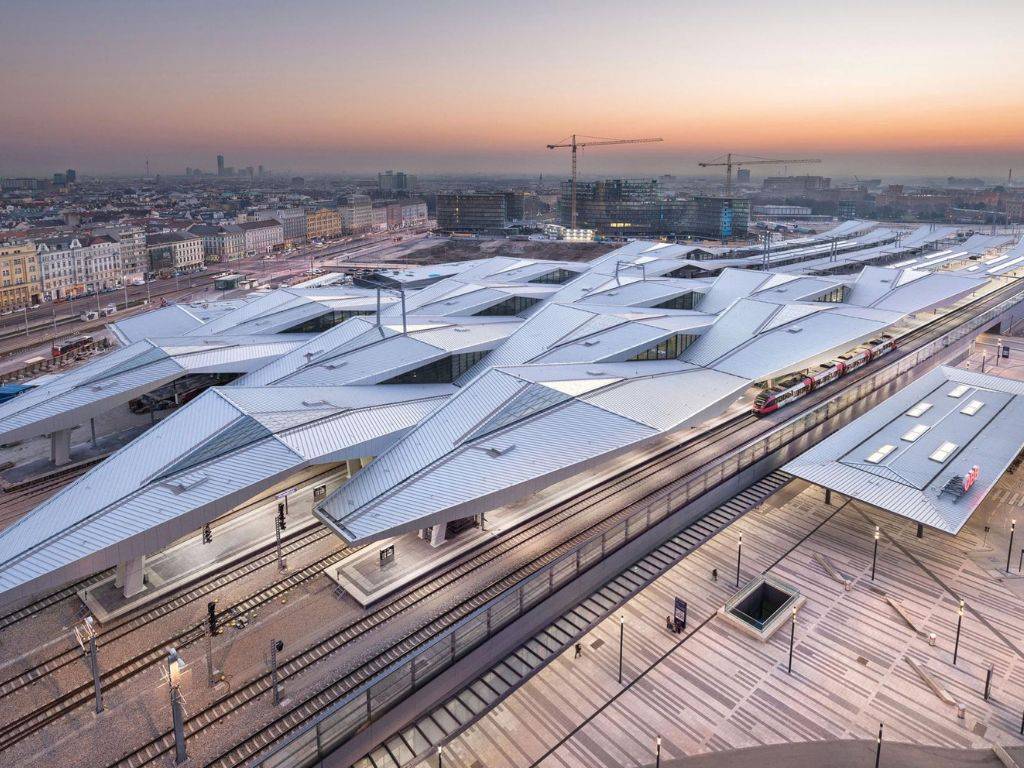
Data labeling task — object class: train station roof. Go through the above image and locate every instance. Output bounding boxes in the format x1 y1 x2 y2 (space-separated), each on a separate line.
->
0 335 310 443
0 385 453 608
785 366 1024 534
109 300 250 344
0 232 1012 606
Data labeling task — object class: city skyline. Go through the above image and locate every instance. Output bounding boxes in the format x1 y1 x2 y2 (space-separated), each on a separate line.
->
2 0 1023 178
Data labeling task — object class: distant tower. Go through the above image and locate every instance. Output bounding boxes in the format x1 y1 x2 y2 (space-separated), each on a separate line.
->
217 154 225 176
145 157 150 177
65 168 76 183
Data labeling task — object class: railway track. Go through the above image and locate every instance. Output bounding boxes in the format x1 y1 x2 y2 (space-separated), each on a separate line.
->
0 526 355 751
106 413 756 768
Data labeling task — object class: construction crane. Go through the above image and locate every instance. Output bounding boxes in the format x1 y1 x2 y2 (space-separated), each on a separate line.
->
698 153 821 195
547 135 663 228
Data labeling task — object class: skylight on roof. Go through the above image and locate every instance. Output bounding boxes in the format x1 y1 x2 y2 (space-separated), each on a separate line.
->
929 441 958 462
906 402 932 417
948 384 970 398
961 400 985 416
866 444 896 463
902 424 929 442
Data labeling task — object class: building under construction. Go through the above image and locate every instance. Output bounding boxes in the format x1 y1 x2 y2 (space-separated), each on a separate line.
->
558 179 748 240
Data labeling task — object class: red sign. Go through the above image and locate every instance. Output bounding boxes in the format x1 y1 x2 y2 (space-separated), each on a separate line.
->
962 465 980 492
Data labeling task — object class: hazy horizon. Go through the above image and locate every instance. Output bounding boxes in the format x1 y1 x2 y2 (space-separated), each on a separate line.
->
3 0 1023 181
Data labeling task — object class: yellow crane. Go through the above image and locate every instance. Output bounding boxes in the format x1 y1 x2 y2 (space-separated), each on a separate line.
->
698 153 822 195
547 135 663 228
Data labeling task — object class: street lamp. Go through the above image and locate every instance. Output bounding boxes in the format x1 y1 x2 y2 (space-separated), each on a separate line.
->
871 526 880 581
655 736 662 768
788 606 796 674
953 599 965 665
1007 519 1016 573
618 614 625 684
736 532 743 587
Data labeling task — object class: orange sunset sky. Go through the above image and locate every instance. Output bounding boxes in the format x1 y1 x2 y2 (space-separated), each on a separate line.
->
2 0 1023 178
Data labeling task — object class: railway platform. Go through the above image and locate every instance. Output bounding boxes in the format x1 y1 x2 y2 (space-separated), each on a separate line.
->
80 465 349 622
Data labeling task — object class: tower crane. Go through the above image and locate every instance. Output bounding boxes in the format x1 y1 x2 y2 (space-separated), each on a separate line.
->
547 135 663 228
698 153 821 195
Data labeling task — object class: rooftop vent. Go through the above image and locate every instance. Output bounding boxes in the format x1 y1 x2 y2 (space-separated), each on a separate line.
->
786 326 803 334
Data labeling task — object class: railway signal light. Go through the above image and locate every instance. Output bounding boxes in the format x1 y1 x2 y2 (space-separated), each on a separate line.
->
202 523 212 544
207 600 217 635
277 502 286 531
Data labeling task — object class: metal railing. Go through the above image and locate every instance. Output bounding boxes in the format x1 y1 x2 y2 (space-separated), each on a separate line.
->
255 288 1024 768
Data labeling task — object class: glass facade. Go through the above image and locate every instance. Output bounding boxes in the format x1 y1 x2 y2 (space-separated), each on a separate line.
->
628 333 698 361
283 310 373 334
475 295 541 316
382 351 489 384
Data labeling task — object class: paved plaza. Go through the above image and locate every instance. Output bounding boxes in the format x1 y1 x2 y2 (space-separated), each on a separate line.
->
425 462 1024 767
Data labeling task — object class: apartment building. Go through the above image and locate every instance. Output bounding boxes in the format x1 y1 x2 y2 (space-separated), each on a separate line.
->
305 208 341 240
256 208 307 243
0 241 43 311
188 224 246 262
35 235 123 299
339 195 373 233
146 231 204 273
236 219 284 254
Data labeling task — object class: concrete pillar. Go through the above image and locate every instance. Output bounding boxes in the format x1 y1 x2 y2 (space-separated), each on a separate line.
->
114 560 126 589
359 456 371 468
429 523 447 548
121 555 146 598
345 459 361 478
50 428 72 466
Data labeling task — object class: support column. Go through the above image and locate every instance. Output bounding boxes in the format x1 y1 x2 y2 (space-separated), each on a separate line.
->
50 428 72 466
358 456 371 468
429 523 447 548
114 560 126 589
345 459 361 478
121 555 146 598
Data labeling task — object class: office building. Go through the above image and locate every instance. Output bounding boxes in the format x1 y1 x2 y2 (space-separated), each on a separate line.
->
146 231 204 273
436 193 510 233
560 180 688 236
687 197 750 239
0 241 43 311
35 235 123 298
217 154 225 176
94 226 147 277
762 176 832 194
378 170 417 193
736 169 751 184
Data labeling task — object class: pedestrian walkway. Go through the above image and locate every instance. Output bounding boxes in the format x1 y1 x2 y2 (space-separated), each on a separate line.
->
420 470 1024 768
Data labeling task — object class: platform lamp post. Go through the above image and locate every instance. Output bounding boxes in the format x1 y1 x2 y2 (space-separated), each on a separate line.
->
953 599 965 665
736 532 743 587
1007 520 1016 573
875 723 883 768
78 616 103 714
437 745 443 768
788 606 796 674
618 614 625 684
871 526 880 581
167 648 187 765
655 736 662 768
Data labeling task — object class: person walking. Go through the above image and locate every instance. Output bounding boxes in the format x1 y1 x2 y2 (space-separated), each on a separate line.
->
574 642 582 659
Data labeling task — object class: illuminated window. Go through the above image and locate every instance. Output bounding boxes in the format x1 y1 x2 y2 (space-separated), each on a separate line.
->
960 400 984 416
947 384 970 398
906 402 933 417
901 424 929 442
866 444 896 463
929 441 958 462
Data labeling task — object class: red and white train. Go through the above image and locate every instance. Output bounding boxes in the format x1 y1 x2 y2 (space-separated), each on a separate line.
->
752 334 897 415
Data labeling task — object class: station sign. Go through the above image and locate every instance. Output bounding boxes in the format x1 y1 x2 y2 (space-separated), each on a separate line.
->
313 484 327 502
962 465 980 492
275 486 298 499
379 544 395 566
